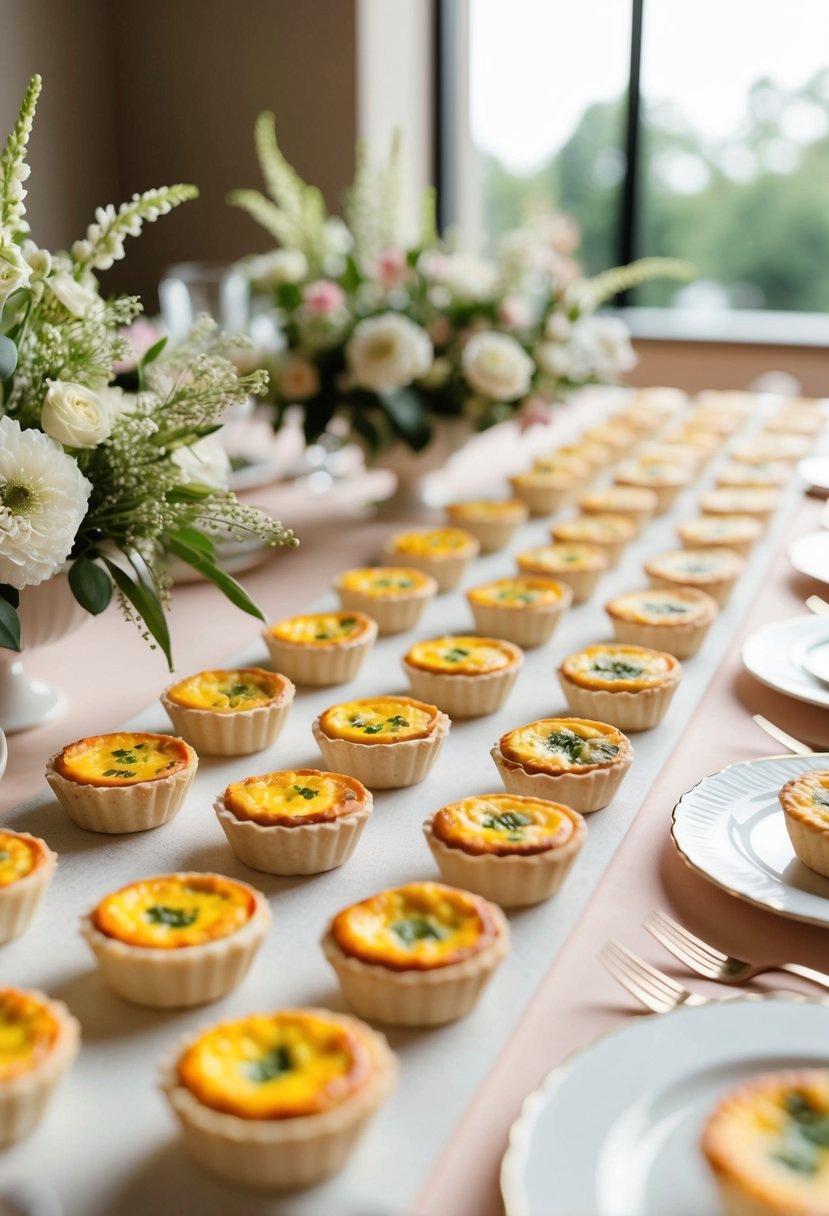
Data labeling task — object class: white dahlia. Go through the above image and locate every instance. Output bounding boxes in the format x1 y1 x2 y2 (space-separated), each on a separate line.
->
0 416 91 589
461 331 534 401
346 314 433 392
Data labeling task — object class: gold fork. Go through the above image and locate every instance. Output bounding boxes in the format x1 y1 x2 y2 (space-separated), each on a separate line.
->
752 713 813 756
643 909 829 993
599 940 717 1012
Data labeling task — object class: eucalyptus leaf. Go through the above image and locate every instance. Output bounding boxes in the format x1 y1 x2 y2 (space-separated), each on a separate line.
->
0 585 19 610
166 533 266 622
378 387 432 451
103 558 172 669
139 336 168 369
0 334 18 381
0 597 21 651
68 558 112 615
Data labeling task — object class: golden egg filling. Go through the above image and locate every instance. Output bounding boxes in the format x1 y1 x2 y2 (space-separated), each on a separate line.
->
551 514 637 546
54 732 191 788
700 488 780 516
0 989 60 1082
165 668 287 713
677 515 763 548
717 461 790 488
499 717 629 773
223 768 369 827
524 458 591 483
561 644 679 692
780 770 829 829
732 434 811 463
404 636 518 676
387 527 477 558
318 696 439 745
578 486 659 516
0 831 43 888
432 794 578 856
177 1009 371 1121
335 567 433 598
646 548 744 582
445 499 527 522
606 587 716 627
267 611 374 648
330 881 496 971
614 458 692 487
517 543 608 574
91 874 256 950
467 576 568 609
703 1070 829 1211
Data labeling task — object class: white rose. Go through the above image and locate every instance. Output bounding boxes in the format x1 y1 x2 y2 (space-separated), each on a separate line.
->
21 241 51 280
437 253 498 303
41 380 114 448
47 272 98 318
346 314 433 392
569 316 638 382
171 435 231 490
279 355 320 401
545 311 572 342
534 341 572 378
248 249 308 287
0 243 32 304
461 331 534 401
99 385 140 418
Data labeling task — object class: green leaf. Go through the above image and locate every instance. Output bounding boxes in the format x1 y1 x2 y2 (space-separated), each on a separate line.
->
378 387 432 451
0 597 21 651
302 395 337 445
151 423 222 450
68 558 112 615
170 525 215 560
349 408 382 456
165 483 217 503
0 334 18 381
0 585 19 609
276 282 302 310
103 558 173 669
166 532 266 622
340 254 362 293
139 336 168 369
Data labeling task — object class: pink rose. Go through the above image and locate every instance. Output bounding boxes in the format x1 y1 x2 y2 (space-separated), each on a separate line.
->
374 247 410 291
517 396 552 432
114 318 164 373
498 295 531 330
303 280 345 315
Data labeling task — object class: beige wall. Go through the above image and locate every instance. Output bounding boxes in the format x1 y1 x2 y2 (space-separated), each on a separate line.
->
1 0 358 308
631 339 829 398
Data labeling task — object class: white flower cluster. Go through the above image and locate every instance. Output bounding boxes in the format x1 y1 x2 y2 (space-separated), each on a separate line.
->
461 331 534 401
0 417 91 588
346 313 433 392
72 186 199 271
0 75 40 242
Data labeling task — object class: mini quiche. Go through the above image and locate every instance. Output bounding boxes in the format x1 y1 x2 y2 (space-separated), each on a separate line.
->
732 434 811 463
662 424 722 460
215 768 372 876
687 406 744 435
81 872 269 1007
716 461 790 490
779 770 829 878
444 498 529 552
553 440 616 470
582 421 638 454
627 385 689 414
46 731 197 833
312 695 450 789
263 611 377 686
634 441 704 471
605 587 718 659
0 830 56 945
491 716 633 812
322 881 509 1026
699 487 780 526
466 575 572 648
644 546 746 607
0 987 80 1148
577 486 659 533
161 667 295 756
509 465 589 517
382 527 480 593
613 457 694 514
333 566 437 634
402 635 523 718
764 407 824 436
424 793 586 907
516 542 609 603
550 513 637 569
677 514 763 559
558 643 682 731
702 1069 829 1216
160 1007 396 1189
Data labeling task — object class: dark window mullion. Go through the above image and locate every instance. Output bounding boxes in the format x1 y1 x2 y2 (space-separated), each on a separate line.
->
618 0 645 304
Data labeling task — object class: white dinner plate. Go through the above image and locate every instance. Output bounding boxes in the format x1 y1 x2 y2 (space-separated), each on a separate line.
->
790 531 829 583
501 996 829 1216
671 752 829 925
797 457 829 496
741 614 829 709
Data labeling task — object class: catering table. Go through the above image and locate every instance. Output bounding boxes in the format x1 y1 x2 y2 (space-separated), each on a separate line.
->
2 390 827 1216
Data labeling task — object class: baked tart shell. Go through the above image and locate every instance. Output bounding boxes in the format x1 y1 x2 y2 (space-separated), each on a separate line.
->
557 668 681 732
335 577 437 635
263 617 378 686
490 741 633 813
606 593 718 659
159 1008 396 1189
312 711 450 789
45 742 197 834
80 876 270 1007
214 793 372 876
401 645 523 718
0 990 80 1148
0 834 57 945
467 584 572 648
161 676 295 756
381 538 480 594
443 511 526 553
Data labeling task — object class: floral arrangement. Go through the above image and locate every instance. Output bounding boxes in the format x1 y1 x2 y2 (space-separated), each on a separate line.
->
0 77 296 666
230 114 690 455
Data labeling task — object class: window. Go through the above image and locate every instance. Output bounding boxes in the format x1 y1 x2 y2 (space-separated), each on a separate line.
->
440 0 829 325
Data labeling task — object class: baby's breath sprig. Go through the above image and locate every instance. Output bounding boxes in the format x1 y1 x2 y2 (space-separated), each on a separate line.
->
71 184 199 272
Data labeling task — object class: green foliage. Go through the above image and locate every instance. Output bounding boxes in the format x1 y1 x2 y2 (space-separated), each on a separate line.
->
0 595 21 651
68 558 112 615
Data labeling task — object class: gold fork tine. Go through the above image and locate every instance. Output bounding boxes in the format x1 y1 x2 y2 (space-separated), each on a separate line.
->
752 714 813 756
600 941 691 1013
603 941 686 1000
806 594 829 617
644 910 728 970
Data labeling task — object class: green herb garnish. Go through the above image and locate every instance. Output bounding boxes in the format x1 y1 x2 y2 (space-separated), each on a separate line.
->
591 658 645 680
814 790 829 809
386 715 410 729
292 785 317 800
545 729 584 762
392 917 446 945
0 850 9 863
773 1092 829 1175
642 601 688 615
362 723 385 734
443 646 471 663
103 768 137 779
245 1046 293 1083
111 747 139 763
482 811 533 834
145 905 198 928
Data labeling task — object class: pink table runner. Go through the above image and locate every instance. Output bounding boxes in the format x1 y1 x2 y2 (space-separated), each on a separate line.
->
416 492 829 1216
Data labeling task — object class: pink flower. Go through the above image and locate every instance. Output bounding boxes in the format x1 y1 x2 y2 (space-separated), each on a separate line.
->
303 279 345 315
517 396 553 432
498 295 531 329
113 318 163 373
374 247 410 291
